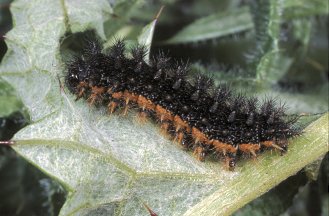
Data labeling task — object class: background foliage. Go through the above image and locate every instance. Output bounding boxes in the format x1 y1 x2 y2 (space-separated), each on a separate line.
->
0 0 328 215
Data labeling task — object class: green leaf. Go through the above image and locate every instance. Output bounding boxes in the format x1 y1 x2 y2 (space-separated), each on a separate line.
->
283 0 329 19
10 113 327 216
63 0 113 39
0 78 23 117
103 0 145 39
137 6 164 63
0 1 328 216
250 0 327 83
249 0 284 81
165 6 254 44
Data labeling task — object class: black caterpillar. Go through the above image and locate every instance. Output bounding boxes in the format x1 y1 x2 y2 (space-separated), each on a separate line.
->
65 39 301 170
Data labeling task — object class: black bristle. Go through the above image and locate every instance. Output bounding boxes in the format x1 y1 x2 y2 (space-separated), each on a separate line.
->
131 45 148 62
84 40 102 57
172 61 189 90
193 74 214 92
191 74 214 101
108 39 125 58
227 111 236 123
152 52 171 80
214 85 232 103
246 112 255 126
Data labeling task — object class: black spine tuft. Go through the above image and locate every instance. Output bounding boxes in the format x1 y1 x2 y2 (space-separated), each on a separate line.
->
172 61 189 90
152 52 171 80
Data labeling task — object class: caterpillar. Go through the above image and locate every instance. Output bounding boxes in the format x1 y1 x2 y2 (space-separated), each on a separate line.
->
65 39 301 170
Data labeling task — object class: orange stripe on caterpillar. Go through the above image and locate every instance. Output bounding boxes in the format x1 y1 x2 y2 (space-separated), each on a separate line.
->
261 140 285 151
76 81 89 100
123 90 138 103
155 105 174 122
173 115 191 133
87 86 106 105
212 140 237 155
191 127 212 145
137 95 156 111
112 91 124 100
239 144 260 157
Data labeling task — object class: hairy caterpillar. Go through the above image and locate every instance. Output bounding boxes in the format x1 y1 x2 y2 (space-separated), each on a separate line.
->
65 39 300 170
